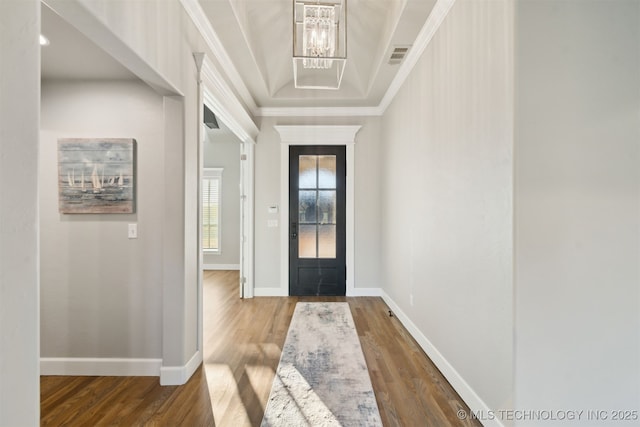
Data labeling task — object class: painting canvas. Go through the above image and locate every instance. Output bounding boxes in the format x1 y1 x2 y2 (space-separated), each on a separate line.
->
58 138 136 214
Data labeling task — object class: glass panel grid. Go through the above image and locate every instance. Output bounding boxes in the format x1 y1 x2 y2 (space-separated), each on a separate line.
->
297 154 337 259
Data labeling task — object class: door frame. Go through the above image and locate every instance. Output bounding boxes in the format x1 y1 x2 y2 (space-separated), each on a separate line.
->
275 125 361 296
289 145 347 296
197 54 258 358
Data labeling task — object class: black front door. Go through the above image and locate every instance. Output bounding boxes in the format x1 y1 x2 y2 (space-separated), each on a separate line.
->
289 145 346 296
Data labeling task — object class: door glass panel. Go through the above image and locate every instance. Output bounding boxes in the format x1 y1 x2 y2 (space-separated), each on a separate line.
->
318 190 336 224
296 154 337 260
318 155 336 188
299 156 317 188
318 225 336 258
299 190 316 223
299 225 316 258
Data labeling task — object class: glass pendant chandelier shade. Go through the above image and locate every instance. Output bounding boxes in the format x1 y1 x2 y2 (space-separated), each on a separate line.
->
293 0 346 89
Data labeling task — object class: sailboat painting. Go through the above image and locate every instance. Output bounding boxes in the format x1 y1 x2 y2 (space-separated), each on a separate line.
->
58 138 136 213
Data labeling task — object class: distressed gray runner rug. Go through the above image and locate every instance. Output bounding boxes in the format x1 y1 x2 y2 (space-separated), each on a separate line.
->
261 302 382 427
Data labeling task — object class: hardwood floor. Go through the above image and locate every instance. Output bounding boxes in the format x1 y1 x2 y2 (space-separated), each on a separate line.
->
41 271 481 426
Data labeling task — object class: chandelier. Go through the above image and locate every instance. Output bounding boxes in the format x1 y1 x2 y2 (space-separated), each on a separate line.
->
293 0 347 89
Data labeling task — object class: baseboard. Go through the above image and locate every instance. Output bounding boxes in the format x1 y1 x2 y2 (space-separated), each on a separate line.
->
160 350 202 386
381 291 504 427
254 286 288 297
203 264 240 270
41 352 203 386
40 357 162 377
347 287 382 297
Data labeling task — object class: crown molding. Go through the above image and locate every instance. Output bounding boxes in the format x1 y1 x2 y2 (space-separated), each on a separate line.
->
183 0 455 118
256 106 383 117
200 56 259 143
378 0 456 113
180 0 258 114
256 0 456 118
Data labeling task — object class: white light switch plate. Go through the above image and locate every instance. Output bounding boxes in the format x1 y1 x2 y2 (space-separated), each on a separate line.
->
128 223 138 239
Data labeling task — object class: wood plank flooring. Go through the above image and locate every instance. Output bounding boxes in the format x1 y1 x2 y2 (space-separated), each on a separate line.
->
41 270 481 426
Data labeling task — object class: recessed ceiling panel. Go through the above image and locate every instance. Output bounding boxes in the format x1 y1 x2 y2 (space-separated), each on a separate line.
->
199 0 437 108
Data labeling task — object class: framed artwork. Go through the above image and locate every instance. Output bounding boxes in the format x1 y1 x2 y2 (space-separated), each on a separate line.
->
57 138 136 214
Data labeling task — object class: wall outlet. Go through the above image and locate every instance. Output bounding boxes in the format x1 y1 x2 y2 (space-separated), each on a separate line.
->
128 223 138 239
267 219 278 228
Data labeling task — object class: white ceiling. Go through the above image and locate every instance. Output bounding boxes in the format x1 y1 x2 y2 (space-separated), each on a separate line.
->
199 0 436 108
40 0 438 109
40 4 136 81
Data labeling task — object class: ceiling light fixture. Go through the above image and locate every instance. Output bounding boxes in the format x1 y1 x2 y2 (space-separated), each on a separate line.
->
39 34 50 46
293 0 346 90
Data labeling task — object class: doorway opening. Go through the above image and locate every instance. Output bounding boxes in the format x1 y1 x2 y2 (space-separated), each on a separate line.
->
201 105 242 273
196 54 257 367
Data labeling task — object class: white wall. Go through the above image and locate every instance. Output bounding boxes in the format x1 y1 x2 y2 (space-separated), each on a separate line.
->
203 127 241 268
380 0 514 420
514 1 640 425
40 81 164 360
0 0 41 424
254 116 382 292
41 0 224 381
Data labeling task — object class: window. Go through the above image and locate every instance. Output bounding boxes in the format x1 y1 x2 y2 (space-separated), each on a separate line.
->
202 168 223 253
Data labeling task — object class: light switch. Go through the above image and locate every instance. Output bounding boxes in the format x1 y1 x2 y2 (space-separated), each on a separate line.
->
128 223 138 239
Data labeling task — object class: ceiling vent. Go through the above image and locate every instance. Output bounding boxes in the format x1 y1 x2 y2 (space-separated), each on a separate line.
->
388 45 410 65
204 105 219 129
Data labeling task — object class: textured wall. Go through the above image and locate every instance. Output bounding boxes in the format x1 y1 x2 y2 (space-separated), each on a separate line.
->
380 0 514 416
0 0 41 424
40 81 164 359
514 1 640 425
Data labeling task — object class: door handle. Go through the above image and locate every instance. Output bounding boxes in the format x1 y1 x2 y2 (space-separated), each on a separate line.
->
291 222 297 240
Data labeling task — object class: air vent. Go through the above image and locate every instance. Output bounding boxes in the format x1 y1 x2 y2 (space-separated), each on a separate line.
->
204 105 219 129
388 45 411 65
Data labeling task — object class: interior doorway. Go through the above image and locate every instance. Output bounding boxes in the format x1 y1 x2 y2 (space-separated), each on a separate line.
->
201 105 242 274
196 53 257 360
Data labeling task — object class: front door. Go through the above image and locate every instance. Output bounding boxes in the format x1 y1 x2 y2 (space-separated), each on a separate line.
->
289 145 346 296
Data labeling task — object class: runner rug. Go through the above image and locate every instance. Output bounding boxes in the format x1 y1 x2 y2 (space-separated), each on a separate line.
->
261 302 383 427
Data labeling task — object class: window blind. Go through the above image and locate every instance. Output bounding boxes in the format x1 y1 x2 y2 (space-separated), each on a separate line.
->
202 168 222 252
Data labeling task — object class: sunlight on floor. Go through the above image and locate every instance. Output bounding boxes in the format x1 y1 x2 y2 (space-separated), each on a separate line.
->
205 363 252 427
245 364 275 410
203 342 282 426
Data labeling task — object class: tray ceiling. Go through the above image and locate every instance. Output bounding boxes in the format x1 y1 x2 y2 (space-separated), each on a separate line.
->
198 0 436 108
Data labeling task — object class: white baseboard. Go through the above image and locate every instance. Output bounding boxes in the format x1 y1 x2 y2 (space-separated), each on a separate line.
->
40 357 162 377
160 350 202 386
254 286 288 297
203 264 240 270
347 287 382 297
381 291 504 427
